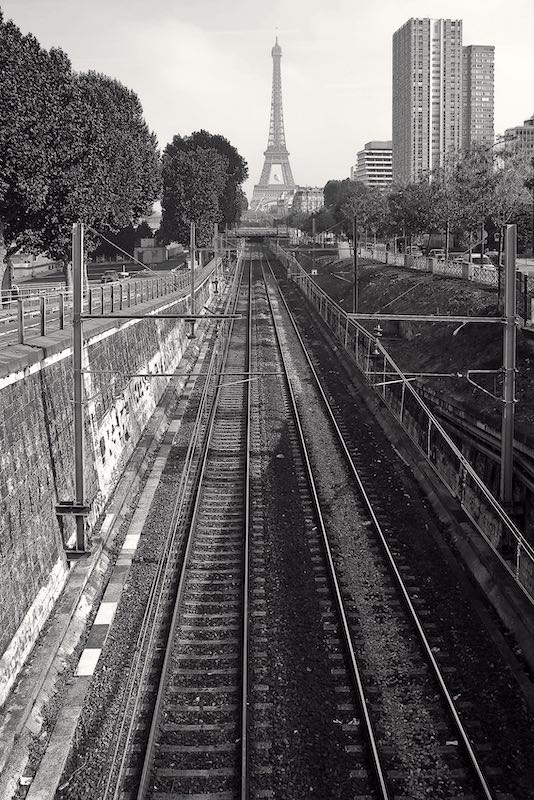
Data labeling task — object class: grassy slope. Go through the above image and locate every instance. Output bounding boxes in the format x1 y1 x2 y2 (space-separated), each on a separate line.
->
300 254 534 447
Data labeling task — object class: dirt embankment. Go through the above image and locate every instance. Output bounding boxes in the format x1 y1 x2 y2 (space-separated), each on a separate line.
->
300 254 534 447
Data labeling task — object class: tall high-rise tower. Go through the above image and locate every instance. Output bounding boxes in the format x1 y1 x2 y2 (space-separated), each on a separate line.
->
251 38 296 212
462 45 494 150
392 18 463 183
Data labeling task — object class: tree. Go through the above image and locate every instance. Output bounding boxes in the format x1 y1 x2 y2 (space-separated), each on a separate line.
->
0 12 161 285
386 178 444 250
159 144 229 247
324 179 353 211
363 187 388 241
236 187 249 220
447 145 497 253
159 131 247 230
89 220 154 261
135 220 154 243
25 71 161 280
524 155 534 256
486 150 531 305
0 11 72 289
313 206 336 234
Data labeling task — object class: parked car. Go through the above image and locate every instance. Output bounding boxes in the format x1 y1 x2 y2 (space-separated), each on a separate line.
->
455 254 496 271
428 249 446 260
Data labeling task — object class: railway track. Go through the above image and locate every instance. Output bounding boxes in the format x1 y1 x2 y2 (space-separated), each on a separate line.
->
121 255 253 800
258 250 498 799
92 243 509 799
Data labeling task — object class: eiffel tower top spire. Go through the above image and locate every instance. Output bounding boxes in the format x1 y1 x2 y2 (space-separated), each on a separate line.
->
250 38 296 212
267 37 287 152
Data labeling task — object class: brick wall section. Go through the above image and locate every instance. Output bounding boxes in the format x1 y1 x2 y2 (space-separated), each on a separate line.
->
0 265 218 705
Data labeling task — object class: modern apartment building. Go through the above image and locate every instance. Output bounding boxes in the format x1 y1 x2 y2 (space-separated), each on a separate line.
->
504 113 534 155
350 141 392 189
392 18 463 183
462 45 494 149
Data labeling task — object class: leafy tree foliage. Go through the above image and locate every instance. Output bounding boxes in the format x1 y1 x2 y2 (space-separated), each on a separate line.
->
159 143 229 247
387 179 440 240
0 13 161 284
158 131 247 240
318 144 534 261
236 187 249 216
0 11 72 285
313 206 337 233
135 220 155 242
90 220 154 260
26 71 161 274
185 131 248 226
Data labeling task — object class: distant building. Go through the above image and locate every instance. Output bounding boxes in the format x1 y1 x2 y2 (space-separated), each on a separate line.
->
134 238 167 265
350 141 392 189
462 45 494 149
292 186 324 214
11 253 61 281
392 18 463 183
504 113 534 154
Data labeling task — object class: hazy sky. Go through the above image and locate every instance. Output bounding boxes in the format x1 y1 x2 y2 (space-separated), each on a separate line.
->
2 0 533 198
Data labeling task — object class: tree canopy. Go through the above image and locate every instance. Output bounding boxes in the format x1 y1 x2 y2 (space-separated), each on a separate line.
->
183 130 248 226
159 143 229 247
27 71 161 267
0 12 161 282
158 131 248 247
0 12 72 263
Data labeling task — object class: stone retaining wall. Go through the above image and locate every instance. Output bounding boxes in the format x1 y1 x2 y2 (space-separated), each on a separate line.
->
0 264 219 705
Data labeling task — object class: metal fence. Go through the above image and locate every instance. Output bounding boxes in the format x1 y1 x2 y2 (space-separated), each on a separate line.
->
271 241 534 604
359 246 500 286
0 265 220 347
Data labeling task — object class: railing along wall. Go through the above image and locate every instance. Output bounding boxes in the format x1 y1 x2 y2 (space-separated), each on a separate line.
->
0 262 221 347
270 241 534 603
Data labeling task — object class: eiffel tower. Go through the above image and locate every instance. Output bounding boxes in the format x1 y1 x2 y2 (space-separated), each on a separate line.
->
250 38 296 212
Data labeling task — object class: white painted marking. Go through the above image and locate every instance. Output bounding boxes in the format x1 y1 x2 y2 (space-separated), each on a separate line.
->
76 648 102 676
122 533 140 551
100 514 114 535
94 601 117 626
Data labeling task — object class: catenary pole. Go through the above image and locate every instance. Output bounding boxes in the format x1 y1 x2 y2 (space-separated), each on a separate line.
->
353 213 359 314
312 215 316 274
190 221 195 316
72 222 86 551
500 224 517 503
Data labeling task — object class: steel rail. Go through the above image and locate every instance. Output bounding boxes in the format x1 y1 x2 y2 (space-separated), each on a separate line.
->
259 254 391 800
264 251 495 800
240 253 253 800
102 256 244 800
135 254 248 799
281 244 534 564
